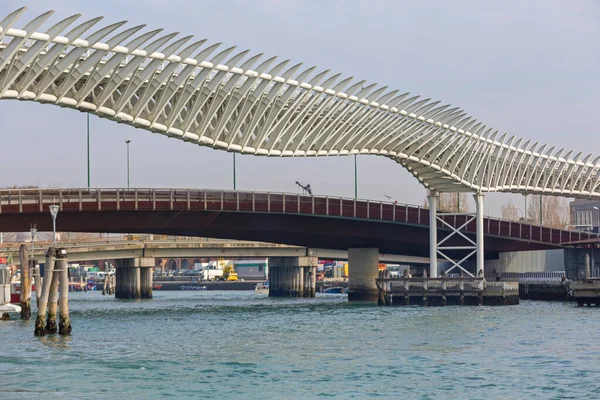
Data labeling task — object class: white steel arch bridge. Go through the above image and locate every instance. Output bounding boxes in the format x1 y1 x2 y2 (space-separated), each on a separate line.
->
0 6 595 278
0 6 597 198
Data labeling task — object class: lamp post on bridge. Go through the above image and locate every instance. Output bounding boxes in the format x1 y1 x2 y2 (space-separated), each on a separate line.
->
592 206 600 277
87 113 90 189
30 224 37 258
354 154 358 199
49 205 59 247
125 139 131 189
539 195 543 226
233 153 237 190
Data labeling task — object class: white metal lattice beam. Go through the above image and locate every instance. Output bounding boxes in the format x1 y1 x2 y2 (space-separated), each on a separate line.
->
0 7 598 197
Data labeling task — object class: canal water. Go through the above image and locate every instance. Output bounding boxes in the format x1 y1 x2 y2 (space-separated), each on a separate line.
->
2 292 600 399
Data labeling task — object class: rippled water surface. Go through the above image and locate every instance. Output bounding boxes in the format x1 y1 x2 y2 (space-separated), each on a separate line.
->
2 291 600 399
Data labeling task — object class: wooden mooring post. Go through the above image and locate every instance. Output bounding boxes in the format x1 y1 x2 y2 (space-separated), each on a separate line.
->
18 244 31 320
102 273 115 296
32 262 41 308
46 267 59 334
35 247 55 336
57 249 71 335
376 270 392 305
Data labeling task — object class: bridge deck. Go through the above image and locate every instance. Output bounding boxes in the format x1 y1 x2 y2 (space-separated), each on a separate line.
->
0 188 595 247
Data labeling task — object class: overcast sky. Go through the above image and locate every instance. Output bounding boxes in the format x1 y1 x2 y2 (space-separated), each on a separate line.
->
0 0 598 216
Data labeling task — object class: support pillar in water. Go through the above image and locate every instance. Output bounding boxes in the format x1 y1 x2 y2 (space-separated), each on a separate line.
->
474 192 485 277
140 267 153 299
115 258 154 299
268 256 317 298
428 193 439 279
115 266 127 299
116 266 139 299
133 267 141 299
135 258 154 299
348 248 379 303
57 249 71 335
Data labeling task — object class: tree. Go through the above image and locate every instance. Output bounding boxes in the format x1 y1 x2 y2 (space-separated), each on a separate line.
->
423 192 470 213
501 199 521 221
501 195 569 228
527 195 569 228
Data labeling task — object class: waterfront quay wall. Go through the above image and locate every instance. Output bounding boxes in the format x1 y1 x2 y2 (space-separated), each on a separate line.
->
487 272 571 301
376 275 519 306
519 281 570 301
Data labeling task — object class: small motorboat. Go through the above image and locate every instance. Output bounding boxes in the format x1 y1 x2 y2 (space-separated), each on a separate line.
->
254 282 269 295
152 283 163 290
0 303 21 320
181 285 207 291
322 286 348 294
1 266 22 319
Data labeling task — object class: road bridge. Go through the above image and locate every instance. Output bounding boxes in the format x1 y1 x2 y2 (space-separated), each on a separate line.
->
1 237 429 266
0 189 594 259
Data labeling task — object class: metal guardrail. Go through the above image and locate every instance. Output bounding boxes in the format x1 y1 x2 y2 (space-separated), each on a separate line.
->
0 188 597 246
0 237 296 255
485 271 567 282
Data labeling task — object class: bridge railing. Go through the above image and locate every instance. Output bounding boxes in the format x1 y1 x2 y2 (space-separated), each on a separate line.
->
0 188 598 246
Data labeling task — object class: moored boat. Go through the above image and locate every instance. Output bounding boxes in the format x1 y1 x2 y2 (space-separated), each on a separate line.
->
181 284 207 290
322 286 348 294
254 282 269 295
1 265 22 319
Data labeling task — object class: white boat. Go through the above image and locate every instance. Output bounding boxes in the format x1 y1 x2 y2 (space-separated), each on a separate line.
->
1 266 22 319
0 303 21 320
181 285 207 291
254 282 269 295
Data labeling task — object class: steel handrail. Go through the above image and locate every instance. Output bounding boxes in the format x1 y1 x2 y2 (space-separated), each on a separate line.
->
0 188 596 241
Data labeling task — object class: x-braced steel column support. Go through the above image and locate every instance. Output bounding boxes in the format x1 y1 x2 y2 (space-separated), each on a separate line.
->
428 192 438 278
433 191 485 278
474 192 485 277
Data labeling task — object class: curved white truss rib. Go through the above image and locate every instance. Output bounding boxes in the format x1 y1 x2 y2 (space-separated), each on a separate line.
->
0 7 597 196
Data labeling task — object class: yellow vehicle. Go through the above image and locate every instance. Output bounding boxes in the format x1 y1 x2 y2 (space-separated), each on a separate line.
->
227 272 238 281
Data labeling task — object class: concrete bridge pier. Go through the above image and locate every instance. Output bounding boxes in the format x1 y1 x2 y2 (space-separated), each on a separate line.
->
268 256 317 297
348 248 379 302
115 258 154 299
140 265 153 299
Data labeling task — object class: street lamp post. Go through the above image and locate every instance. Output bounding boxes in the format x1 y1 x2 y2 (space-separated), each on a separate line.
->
125 139 131 188
49 205 59 246
87 113 90 188
233 153 237 190
354 154 358 199
592 206 600 277
30 225 38 258
539 195 543 226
